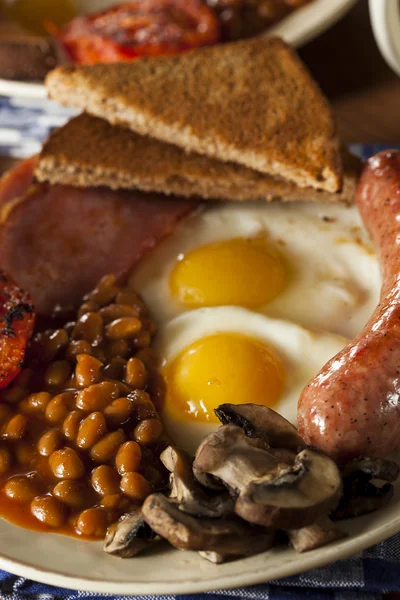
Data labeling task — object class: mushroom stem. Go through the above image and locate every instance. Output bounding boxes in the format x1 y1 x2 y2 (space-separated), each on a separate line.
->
160 446 234 518
287 517 346 553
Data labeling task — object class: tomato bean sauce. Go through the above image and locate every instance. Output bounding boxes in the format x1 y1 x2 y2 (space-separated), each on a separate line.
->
0 275 168 540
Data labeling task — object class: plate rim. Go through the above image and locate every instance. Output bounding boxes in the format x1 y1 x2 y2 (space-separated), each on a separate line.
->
0 509 399 595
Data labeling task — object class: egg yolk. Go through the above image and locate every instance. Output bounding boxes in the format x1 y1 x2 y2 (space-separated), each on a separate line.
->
162 333 285 423
169 237 286 309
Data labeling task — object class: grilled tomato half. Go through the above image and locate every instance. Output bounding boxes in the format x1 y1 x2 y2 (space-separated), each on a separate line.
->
57 0 220 64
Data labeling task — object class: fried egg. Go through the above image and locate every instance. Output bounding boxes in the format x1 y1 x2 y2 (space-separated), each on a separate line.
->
131 201 380 338
156 307 349 453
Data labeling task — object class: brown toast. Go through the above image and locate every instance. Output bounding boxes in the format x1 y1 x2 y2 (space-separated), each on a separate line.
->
45 37 342 193
35 113 359 204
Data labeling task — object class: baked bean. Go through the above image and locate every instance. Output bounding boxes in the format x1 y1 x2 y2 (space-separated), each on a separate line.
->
129 390 157 421
0 445 12 475
115 441 141 475
45 360 71 387
49 448 85 480
66 340 92 362
99 304 140 322
133 419 163 446
148 372 166 408
91 465 120 496
116 290 146 314
64 321 76 335
3 414 27 440
103 357 127 380
76 507 108 537
0 405 11 425
62 410 82 442
42 329 69 362
38 429 63 456
31 495 67 527
140 464 161 487
142 318 157 336
75 354 103 388
72 313 103 345
77 300 99 318
1 386 26 404
20 392 51 415
100 493 122 510
125 358 147 389
86 274 118 307
4 476 39 502
112 380 131 397
104 398 134 427
76 412 106 450
45 392 75 424
105 318 142 340
90 430 125 463
134 348 156 369
53 480 90 509
120 472 152 502
76 381 119 411
92 347 106 363
133 331 151 349
106 339 130 359
14 441 33 466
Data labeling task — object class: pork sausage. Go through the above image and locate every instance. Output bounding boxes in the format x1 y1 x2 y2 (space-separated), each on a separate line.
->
298 150 400 461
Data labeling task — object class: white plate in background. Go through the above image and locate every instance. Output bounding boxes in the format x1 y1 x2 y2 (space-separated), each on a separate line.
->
0 0 357 102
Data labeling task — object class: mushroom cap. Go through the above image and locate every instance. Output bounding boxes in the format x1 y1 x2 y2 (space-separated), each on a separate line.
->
235 448 342 530
194 425 283 493
341 457 400 483
215 403 303 450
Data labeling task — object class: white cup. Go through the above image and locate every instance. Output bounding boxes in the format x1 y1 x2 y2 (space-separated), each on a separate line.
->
369 0 400 76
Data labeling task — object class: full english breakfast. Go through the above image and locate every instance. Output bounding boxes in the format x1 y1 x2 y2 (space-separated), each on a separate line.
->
0 30 398 567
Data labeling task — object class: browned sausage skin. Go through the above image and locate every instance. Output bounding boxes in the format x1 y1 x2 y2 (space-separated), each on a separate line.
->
298 150 400 462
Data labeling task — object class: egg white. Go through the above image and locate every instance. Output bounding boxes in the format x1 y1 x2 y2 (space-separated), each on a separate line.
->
131 200 380 339
156 307 349 454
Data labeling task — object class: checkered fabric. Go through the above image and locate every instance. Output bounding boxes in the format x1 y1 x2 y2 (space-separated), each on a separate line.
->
0 94 399 600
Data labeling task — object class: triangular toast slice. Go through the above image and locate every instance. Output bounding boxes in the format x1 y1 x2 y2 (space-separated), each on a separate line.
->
46 37 342 193
35 113 358 204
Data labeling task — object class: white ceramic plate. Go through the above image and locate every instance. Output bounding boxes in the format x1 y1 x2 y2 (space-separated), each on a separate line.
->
0 0 357 101
0 481 398 594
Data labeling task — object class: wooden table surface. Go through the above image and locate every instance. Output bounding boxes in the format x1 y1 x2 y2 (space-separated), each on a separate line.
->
0 2 400 597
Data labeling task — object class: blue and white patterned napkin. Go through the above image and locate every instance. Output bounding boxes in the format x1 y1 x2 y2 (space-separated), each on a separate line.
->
1 94 400 600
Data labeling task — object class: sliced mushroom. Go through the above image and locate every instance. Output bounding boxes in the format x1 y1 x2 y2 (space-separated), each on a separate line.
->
215 403 303 450
287 516 346 553
235 448 342 530
193 425 284 494
268 448 297 465
341 457 400 482
142 493 275 556
193 467 226 491
104 510 158 558
160 446 234 518
333 482 394 520
198 550 226 564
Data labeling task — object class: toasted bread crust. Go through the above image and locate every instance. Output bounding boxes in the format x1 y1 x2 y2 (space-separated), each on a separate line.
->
36 114 358 204
46 37 342 192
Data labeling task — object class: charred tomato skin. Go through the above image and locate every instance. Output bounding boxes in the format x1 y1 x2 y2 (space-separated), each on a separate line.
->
0 270 35 389
58 0 220 65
